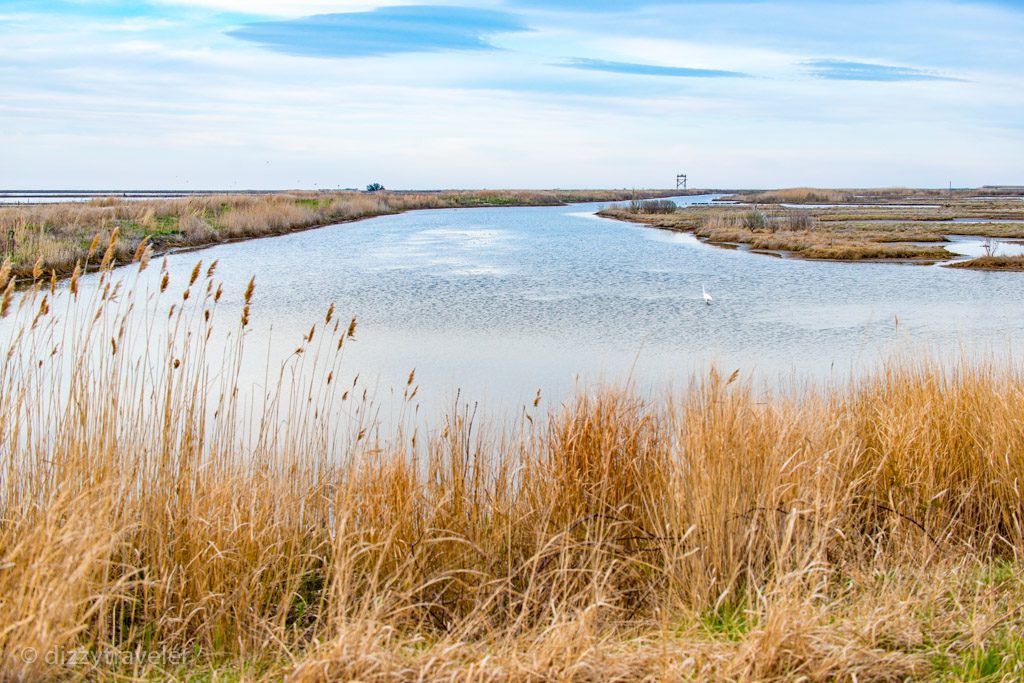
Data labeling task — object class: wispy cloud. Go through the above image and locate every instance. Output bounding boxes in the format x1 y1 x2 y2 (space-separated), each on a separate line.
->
559 58 750 78
804 59 963 82
508 0 640 11
228 6 529 58
511 0 1024 12
151 1 409 17
3 0 1021 188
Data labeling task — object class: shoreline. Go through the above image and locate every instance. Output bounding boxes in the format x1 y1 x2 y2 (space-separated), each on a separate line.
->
0 189 689 285
600 193 1024 270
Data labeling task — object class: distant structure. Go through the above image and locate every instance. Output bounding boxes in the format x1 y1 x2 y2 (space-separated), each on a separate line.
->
676 174 687 191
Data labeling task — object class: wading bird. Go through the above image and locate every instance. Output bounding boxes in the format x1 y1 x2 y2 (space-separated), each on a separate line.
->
702 284 713 305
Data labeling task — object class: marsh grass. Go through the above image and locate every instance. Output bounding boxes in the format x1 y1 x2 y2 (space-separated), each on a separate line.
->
606 209 953 261
603 196 1024 264
1 248 1024 680
734 187 1024 205
947 255 1024 271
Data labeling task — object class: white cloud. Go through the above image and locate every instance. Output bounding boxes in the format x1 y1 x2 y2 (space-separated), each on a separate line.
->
148 0 496 17
580 36 797 76
0 0 1021 188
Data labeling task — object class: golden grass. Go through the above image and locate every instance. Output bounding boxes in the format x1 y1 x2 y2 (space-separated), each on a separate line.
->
0 190 676 282
2 250 1024 680
736 187 856 204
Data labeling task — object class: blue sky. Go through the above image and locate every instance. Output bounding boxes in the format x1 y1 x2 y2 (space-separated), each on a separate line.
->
1 0 1022 188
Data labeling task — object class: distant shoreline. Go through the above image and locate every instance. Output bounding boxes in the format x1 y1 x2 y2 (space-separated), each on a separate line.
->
0 189 687 283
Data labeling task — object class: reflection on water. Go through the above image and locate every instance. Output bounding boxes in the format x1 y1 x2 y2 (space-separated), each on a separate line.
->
943 235 1024 258
11 195 1024 421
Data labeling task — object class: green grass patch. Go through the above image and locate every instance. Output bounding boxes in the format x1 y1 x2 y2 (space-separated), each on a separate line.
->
697 600 755 641
287 570 326 628
935 633 1024 681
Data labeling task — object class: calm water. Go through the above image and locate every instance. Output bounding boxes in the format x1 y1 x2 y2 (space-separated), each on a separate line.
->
14 195 1024 421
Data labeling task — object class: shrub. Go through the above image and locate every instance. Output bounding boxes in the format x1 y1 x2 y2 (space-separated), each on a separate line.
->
786 210 815 231
742 209 769 231
628 199 678 214
180 214 216 242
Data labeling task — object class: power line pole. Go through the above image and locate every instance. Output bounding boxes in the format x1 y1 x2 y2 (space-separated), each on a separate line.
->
676 174 687 191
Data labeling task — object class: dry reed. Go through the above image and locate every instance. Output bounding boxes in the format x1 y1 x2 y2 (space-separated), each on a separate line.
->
0 255 1023 680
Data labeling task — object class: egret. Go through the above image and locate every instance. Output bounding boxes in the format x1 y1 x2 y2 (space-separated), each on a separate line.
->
702 284 713 305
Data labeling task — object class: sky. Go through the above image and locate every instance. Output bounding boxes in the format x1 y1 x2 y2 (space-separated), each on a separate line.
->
1 0 1023 189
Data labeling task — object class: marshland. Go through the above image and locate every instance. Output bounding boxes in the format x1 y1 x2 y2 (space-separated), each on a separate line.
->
11 0 1024 676
601 188 1024 269
2 189 1024 680
0 190 683 282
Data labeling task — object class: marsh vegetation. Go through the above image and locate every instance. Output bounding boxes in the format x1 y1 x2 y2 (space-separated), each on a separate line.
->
2 244 1024 680
602 188 1024 268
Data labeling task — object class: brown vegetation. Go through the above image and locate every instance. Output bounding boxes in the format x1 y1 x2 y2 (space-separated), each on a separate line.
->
733 186 1024 205
0 189 677 282
603 190 1024 265
947 255 1024 271
1 250 1024 679
603 208 954 262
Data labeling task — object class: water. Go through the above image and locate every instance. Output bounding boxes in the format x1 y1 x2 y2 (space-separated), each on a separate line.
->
0 191 277 205
942 235 1024 258
948 218 1023 224
0 196 97 205
10 195 1024 421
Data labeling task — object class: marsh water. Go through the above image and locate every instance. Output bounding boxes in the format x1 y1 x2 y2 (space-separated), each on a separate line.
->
118 195 1024 417
14 195 1024 421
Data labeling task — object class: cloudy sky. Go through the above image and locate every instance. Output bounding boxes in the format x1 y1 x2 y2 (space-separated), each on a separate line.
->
2 0 1022 189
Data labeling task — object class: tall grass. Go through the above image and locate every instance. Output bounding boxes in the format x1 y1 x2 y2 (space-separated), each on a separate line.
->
1 250 1024 679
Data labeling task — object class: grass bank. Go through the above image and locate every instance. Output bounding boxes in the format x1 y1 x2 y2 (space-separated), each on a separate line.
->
2 250 1024 680
0 189 680 282
947 255 1024 271
602 190 1024 267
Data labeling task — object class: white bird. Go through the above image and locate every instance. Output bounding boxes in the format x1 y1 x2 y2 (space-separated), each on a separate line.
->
702 284 713 305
